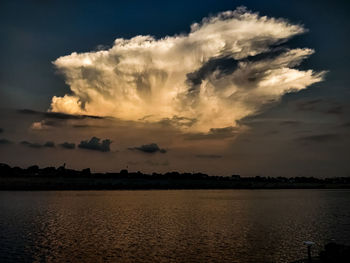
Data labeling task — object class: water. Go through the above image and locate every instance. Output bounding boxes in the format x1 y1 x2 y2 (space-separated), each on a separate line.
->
0 190 349 263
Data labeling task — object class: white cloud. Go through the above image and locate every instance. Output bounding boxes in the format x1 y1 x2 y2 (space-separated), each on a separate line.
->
50 7 325 132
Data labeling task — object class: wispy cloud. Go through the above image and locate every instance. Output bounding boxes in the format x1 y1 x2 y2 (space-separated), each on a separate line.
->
297 133 341 143
59 142 76 149
20 140 56 148
0 138 13 145
129 143 166 153
195 154 222 159
18 109 106 120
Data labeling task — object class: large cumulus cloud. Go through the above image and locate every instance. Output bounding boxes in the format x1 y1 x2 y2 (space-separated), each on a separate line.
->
50 7 325 132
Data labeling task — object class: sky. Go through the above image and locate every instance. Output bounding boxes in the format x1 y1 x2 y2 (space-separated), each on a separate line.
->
0 0 349 177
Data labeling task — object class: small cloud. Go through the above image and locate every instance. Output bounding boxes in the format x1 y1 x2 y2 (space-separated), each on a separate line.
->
0 138 13 145
17 109 38 115
20 141 43 148
341 122 350 128
78 137 111 152
59 142 76 149
295 99 344 115
279 120 301 126
19 140 56 148
129 143 166 153
145 160 169 166
195 154 222 159
18 109 106 120
72 124 107 129
297 133 341 143
296 99 323 111
44 141 55 148
31 120 54 130
326 105 343 115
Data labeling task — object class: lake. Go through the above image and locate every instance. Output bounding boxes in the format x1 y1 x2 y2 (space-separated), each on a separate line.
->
0 190 349 263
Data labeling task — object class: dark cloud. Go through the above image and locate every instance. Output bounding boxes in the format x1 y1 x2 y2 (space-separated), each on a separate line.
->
17 109 106 120
17 109 39 115
145 160 169 166
296 99 324 111
186 56 238 89
195 154 222 159
0 138 13 145
264 130 280 135
78 137 111 152
295 99 343 115
280 120 301 126
0 128 3 133
297 133 341 143
184 126 238 140
185 48 286 96
129 143 166 153
19 140 55 148
40 120 59 127
342 122 350 128
158 115 197 128
72 124 108 129
20 141 43 148
326 105 343 115
43 141 55 148
59 142 76 149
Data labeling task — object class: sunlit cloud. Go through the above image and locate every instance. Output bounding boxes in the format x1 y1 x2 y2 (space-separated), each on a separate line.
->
50 7 325 132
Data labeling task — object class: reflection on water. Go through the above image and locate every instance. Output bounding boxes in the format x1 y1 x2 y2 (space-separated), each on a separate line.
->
0 190 349 263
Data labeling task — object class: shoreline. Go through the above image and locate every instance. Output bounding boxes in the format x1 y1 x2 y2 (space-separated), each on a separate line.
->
1 177 350 191
1 163 349 191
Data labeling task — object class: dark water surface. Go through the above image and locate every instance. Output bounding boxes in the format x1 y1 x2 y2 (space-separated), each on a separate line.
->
0 190 349 263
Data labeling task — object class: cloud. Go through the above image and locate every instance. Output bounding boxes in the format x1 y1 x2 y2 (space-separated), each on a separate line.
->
342 122 350 128
0 138 13 145
78 137 111 152
18 109 106 120
296 99 323 111
20 141 43 148
59 142 76 149
326 105 343 115
297 133 341 143
195 154 222 159
44 141 55 148
0 128 3 133
129 143 166 153
295 99 343 115
279 120 301 126
184 126 239 140
49 7 324 133
20 140 56 148
145 160 169 166
17 108 110 130
31 120 56 130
